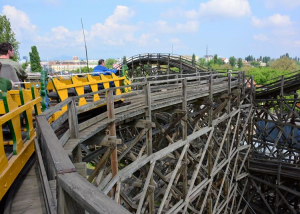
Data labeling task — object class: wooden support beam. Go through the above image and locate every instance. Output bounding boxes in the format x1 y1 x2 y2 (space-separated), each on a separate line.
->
68 99 79 139
145 81 155 213
58 173 130 214
182 78 188 199
107 89 118 198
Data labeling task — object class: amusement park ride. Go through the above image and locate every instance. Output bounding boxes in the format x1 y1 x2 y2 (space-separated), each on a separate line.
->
0 53 299 214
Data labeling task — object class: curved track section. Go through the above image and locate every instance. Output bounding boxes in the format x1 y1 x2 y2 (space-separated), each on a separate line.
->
126 53 210 77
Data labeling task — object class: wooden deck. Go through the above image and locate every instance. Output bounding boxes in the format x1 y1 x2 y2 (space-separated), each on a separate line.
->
10 162 56 214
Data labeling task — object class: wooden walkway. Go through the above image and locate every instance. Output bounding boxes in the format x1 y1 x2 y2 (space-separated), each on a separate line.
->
11 163 45 214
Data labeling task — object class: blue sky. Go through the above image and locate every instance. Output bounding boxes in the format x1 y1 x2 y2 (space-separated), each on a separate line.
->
1 0 300 60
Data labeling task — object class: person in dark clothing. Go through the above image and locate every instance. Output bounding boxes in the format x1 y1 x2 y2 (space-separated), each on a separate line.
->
92 59 120 76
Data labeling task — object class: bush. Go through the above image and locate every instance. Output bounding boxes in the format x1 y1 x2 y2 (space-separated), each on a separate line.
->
247 67 292 85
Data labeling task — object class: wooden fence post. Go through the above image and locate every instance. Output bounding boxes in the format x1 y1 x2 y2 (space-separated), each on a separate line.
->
207 73 213 214
107 89 118 199
144 81 155 213
68 99 79 139
68 99 81 163
182 78 188 199
58 186 85 214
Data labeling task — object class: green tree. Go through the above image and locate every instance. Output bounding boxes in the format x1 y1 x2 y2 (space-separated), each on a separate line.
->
75 66 93 73
270 57 297 71
229 56 236 68
0 15 20 61
251 61 260 67
216 58 224 65
29 46 42 72
247 67 292 85
220 63 232 70
192 53 196 66
237 58 243 69
213 54 218 64
208 59 214 68
22 61 29 70
123 56 127 65
199 58 206 66
105 58 117 68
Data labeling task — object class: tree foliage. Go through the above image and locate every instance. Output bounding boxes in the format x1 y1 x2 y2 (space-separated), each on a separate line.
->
245 55 270 63
219 63 232 70
29 46 42 72
229 56 236 68
105 58 117 69
247 67 292 85
22 61 29 70
212 54 224 65
192 53 196 66
245 55 254 62
213 54 218 64
270 57 298 71
199 58 206 66
237 58 243 69
123 56 127 65
0 15 20 61
73 66 93 73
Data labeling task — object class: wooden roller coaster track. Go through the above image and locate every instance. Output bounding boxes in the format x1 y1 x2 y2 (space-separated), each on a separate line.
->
2 54 300 214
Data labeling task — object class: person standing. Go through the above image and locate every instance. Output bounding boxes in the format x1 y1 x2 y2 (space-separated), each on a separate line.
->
0 42 28 80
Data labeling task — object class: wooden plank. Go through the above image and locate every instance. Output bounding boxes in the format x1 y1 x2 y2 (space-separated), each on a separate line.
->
51 110 68 131
36 115 76 176
57 173 131 214
68 100 79 139
59 129 70 146
74 162 87 177
34 139 57 214
11 163 46 214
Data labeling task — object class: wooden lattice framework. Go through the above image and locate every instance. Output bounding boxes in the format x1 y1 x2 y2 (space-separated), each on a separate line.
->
248 74 300 214
35 71 256 213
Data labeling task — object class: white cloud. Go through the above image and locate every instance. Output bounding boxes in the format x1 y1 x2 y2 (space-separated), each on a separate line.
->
2 5 139 50
2 5 37 40
162 8 198 19
138 33 160 46
252 14 292 28
265 0 300 8
253 34 268 41
89 5 137 45
199 0 251 19
156 20 199 33
295 41 300 46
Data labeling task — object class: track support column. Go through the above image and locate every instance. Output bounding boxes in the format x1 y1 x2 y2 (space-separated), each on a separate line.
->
145 81 155 213
107 89 118 200
182 78 188 199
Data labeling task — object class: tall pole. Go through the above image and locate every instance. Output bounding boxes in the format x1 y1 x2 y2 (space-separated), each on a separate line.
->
81 18 89 70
